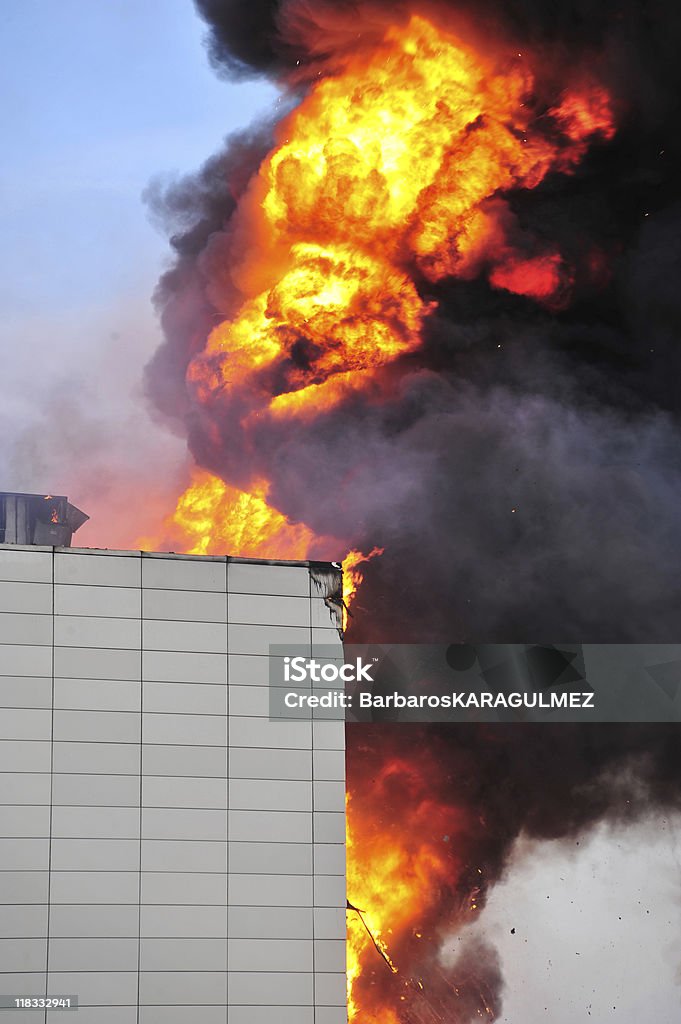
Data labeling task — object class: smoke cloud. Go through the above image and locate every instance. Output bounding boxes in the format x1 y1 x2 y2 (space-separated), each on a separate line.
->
147 0 681 641
140 2 681 1020
0 303 186 552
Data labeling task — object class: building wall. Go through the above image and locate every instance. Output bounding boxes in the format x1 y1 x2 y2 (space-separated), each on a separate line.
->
0 545 346 1024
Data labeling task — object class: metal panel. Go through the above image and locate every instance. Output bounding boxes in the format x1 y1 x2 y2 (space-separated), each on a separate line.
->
0 547 347 1021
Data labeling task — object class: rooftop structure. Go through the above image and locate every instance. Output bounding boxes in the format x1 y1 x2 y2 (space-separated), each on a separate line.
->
0 492 89 547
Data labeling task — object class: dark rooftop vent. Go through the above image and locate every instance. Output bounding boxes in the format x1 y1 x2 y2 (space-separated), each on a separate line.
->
0 492 89 547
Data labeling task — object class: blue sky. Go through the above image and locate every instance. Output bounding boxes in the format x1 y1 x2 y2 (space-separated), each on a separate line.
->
1 0 276 316
0 0 278 544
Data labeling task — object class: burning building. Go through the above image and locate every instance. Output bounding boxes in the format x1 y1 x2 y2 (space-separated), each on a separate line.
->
4 0 681 1020
0 537 346 1022
133 1 681 1020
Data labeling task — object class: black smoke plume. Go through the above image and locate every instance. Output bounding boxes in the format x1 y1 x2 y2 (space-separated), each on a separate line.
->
144 2 681 1019
147 0 681 642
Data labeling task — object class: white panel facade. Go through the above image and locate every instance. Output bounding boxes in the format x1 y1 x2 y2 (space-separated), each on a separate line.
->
0 545 346 1022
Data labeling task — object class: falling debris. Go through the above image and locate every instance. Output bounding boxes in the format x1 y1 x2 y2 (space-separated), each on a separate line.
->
347 899 399 974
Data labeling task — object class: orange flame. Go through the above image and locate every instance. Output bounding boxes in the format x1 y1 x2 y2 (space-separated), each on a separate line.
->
346 750 471 1022
341 547 384 629
148 468 317 560
165 14 614 577
185 15 613 434
140 469 376 616
145 13 616 1022
162 11 613 616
